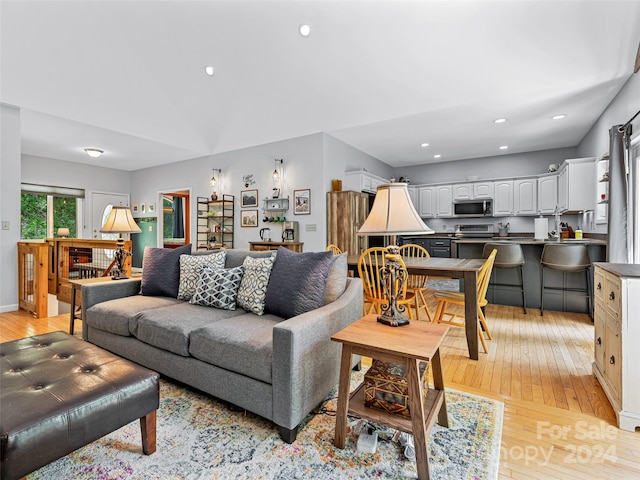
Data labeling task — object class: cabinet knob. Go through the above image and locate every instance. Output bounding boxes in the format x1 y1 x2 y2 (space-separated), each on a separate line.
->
597 282 602 290
609 355 615 365
609 291 615 301
596 337 602 346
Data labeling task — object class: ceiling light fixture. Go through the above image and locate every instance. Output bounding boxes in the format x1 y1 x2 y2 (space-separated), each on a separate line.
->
494 118 507 124
433 154 441 159
551 114 567 120
420 142 429 147
299 24 311 37
84 148 103 158
204 65 215 76
499 145 509 150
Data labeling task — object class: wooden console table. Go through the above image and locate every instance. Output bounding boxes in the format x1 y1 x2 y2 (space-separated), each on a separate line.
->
68 276 114 334
332 315 449 480
248 241 303 252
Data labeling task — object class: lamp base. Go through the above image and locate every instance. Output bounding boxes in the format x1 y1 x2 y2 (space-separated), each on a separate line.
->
111 272 130 280
377 312 410 327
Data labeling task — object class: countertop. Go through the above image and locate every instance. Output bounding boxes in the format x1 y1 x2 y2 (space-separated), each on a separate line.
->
452 236 606 246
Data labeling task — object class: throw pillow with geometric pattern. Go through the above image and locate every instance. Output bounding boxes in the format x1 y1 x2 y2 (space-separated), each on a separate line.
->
189 265 244 310
236 254 276 315
177 251 227 301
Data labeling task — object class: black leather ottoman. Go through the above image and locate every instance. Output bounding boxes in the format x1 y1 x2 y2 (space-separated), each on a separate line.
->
0 331 159 480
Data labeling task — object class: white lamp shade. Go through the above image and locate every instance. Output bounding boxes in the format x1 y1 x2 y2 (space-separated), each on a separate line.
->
358 183 434 235
57 227 70 237
100 206 142 234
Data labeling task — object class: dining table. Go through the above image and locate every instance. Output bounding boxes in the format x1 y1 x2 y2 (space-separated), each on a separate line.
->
347 254 486 360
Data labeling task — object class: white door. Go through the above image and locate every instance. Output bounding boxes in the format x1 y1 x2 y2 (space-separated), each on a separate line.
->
91 192 130 239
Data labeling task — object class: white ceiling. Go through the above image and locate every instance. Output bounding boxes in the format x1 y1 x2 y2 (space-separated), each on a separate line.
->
1 0 639 171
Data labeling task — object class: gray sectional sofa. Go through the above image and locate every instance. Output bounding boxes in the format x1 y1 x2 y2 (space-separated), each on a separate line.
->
81 248 362 443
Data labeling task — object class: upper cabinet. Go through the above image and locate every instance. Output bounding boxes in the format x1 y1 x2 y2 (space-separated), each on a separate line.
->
452 181 494 201
418 185 453 218
407 186 418 211
418 186 436 217
513 177 537 216
435 185 454 217
537 175 558 215
344 170 389 194
493 180 514 216
556 158 596 213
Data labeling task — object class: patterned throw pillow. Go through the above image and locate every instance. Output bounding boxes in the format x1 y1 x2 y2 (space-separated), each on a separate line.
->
189 265 244 310
236 254 276 315
177 251 227 301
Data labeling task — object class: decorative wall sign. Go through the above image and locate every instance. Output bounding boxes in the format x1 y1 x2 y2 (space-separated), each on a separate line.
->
294 189 310 215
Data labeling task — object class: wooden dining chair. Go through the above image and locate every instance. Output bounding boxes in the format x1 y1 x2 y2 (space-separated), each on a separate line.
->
399 243 433 321
433 249 497 353
357 247 415 319
326 244 343 255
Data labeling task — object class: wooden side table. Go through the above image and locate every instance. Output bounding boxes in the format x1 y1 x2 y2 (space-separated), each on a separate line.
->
68 277 114 334
332 315 450 480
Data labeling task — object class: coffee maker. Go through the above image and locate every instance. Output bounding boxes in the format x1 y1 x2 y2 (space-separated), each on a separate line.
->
281 221 298 242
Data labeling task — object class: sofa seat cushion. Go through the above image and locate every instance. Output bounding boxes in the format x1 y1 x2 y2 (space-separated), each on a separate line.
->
85 295 183 337
189 313 282 384
133 302 245 357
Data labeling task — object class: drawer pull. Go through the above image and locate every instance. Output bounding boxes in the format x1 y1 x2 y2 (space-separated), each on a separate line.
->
596 337 602 346
597 282 602 290
609 292 615 301
609 355 616 365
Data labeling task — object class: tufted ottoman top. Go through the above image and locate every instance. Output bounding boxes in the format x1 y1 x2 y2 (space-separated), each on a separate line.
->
1 331 159 479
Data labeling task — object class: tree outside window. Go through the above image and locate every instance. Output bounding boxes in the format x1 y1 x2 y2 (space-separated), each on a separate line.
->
21 193 78 239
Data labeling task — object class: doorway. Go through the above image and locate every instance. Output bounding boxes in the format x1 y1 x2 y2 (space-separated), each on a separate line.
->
159 189 190 248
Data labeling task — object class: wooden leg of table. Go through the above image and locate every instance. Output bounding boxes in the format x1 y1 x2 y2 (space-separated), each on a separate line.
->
407 357 430 480
140 410 157 455
334 345 353 449
430 349 449 428
463 271 479 360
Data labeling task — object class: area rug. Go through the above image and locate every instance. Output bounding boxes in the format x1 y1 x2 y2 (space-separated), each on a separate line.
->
29 369 503 480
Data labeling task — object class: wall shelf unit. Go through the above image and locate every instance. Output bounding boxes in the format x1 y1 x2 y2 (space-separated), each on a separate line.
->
197 195 234 250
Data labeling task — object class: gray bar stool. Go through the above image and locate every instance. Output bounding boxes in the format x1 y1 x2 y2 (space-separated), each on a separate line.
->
540 243 591 316
483 242 527 314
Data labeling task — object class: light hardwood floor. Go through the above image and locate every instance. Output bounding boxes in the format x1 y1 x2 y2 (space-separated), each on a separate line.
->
2 300 639 479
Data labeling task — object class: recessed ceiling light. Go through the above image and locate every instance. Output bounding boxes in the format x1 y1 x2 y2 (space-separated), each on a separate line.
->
84 148 103 158
420 142 429 147
494 118 507 124
551 114 567 120
204 65 215 76
433 154 441 159
299 24 311 37
499 145 509 150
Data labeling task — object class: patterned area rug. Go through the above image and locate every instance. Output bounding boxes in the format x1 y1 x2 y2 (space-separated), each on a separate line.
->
29 369 502 480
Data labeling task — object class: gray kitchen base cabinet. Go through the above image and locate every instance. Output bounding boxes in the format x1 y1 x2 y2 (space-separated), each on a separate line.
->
592 263 640 432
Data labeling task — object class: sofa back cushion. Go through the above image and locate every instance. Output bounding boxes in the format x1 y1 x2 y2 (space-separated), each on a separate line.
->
141 244 192 297
264 247 333 319
224 249 275 268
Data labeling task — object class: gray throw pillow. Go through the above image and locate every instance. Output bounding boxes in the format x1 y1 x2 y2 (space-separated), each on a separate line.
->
264 247 334 319
236 254 276 315
189 265 244 310
141 244 192 297
177 251 227 300
324 252 348 304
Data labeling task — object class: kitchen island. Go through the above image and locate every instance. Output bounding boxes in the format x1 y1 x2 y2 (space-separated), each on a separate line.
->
453 237 607 314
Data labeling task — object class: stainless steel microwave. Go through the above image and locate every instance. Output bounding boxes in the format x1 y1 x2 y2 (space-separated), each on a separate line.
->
453 199 493 217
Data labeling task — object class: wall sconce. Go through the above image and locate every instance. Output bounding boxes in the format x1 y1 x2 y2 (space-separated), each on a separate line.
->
272 159 283 198
210 168 222 200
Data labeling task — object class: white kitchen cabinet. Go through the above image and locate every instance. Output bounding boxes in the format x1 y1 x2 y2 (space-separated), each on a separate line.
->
452 181 494 200
436 185 453 217
513 178 537 215
418 186 437 217
556 158 596 213
593 263 640 432
493 180 514 216
537 174 558 214
344 170 389 194
407 186 418 212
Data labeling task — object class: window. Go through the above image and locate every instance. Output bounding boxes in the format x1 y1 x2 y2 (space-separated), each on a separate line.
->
20 184 84 239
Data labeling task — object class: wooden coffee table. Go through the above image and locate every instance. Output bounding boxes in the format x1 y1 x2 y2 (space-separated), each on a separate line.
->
332 315 449 480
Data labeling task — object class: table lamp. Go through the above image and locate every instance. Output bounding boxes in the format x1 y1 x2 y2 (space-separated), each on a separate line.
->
57 227 70 238
358 182 434 326
99 206 142 280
